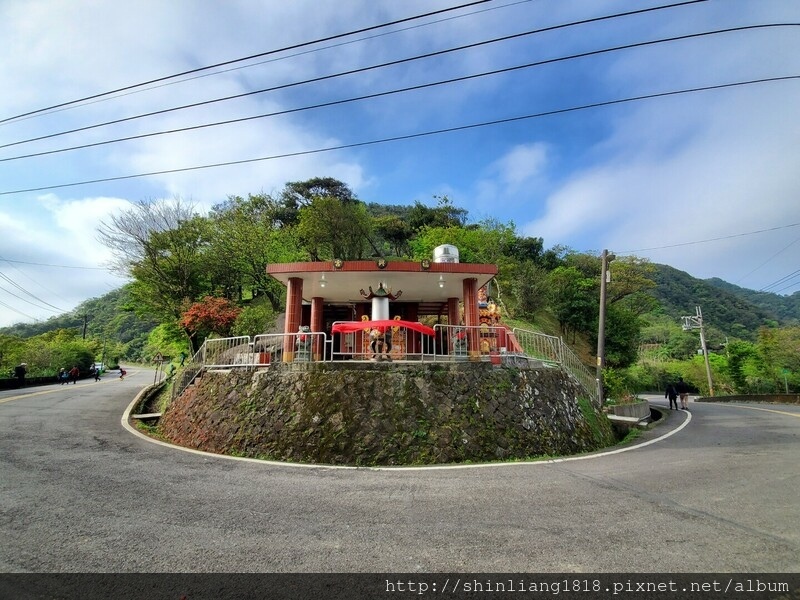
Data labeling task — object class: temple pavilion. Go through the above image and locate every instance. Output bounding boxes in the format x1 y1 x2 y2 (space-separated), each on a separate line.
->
265 245 509 362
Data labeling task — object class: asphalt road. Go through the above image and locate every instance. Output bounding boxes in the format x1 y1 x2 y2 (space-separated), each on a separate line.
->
1 368 798 573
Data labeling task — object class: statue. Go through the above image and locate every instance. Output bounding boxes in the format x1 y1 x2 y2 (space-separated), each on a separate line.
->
451 327 467 358
295 325 312 361
369 327 392 361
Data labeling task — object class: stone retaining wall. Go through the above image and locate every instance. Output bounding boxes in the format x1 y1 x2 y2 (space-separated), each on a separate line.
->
159 362 616 466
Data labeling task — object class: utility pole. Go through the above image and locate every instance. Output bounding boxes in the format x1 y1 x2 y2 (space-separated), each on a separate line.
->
682 305 714 397
596 249 615 403
82 314 88 339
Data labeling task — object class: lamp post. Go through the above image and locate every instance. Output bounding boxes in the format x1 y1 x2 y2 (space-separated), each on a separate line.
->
596 249 615 403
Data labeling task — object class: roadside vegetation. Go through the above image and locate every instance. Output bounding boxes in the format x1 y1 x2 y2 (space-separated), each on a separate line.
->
1 177 797 395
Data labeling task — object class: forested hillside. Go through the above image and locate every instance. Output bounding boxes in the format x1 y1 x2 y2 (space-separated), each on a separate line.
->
2 181 797 395
0 287 157 359
647 264 786 341
705 277 800 325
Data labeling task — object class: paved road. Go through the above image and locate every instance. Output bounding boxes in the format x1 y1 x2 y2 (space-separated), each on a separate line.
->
1 369 798 573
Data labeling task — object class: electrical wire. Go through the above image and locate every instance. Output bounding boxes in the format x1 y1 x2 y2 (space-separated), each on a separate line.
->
735 235 800 286
760 268 800 293
0 255 74 306
3 0 537 126
2 24 795 164
0 258 110 270
1 75 796 197
617 221 800 254
0 271 65 312
0 0 497 126
0 0 715 151
0 298 39 322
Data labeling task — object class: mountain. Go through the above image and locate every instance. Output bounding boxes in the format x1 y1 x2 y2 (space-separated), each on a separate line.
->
0 285 157 353
648 264 796 340
705 278 800 325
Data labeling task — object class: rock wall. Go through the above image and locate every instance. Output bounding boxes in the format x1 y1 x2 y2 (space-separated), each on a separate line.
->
159 362 616 466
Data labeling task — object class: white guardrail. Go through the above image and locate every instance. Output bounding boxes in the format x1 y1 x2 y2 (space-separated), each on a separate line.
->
171 325 599 405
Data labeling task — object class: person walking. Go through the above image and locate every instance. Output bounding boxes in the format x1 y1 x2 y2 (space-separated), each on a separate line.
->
665 381 679 410
676 377 691 410
119 366 127 380
13 363 27 388
68 365 80 384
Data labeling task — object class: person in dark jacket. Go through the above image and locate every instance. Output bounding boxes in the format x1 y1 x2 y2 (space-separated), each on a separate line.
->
13 363 27 388
665 382 679 410
675 377 691 410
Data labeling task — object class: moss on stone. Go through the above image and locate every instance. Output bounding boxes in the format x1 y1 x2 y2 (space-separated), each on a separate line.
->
159 362 616 466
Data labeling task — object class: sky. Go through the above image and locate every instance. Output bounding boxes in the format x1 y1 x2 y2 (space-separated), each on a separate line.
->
1 0 799 328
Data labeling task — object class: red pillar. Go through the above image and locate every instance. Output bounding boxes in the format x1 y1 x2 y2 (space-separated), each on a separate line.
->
462 278 480 360
283 277 303 362
311 296 324 361
447 297 460 326
406 303 419 355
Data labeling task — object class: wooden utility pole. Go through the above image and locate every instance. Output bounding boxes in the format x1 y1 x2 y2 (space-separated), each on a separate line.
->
596 249 615 403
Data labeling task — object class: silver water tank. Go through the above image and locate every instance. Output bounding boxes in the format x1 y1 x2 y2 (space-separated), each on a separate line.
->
433 244 459 263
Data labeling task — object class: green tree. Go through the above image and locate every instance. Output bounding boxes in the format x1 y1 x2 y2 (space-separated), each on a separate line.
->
510 261 549 321
373 214 413 257
407 196 468 231
296 196 373 260
208 194 303 310
546 266 597 343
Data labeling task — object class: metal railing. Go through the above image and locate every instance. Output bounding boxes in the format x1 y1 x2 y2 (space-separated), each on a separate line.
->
170 326 599 405
510 328 561 364
513 327 598 405
171 344 207 401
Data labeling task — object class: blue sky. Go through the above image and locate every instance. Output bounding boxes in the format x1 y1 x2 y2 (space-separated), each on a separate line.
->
1 0 799 327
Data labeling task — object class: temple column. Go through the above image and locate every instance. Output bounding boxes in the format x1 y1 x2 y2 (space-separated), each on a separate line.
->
311 296 324 361
447 297 460 326
446 296 461 357
283 277 303 362
405 304 419 356
462 277 480 360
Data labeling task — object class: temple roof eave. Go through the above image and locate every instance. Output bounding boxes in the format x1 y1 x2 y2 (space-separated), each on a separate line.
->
266 260 498 304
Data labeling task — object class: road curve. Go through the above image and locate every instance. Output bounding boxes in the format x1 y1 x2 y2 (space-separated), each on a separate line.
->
1 368 798 573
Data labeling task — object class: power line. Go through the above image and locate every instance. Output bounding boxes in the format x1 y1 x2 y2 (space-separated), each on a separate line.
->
0 0 497 125
0 271 66 312
0 298 39 322
735 235 800 286
0 258 109 270
0 281 62 314
3 23 793 164
618 221 800 254
1 75 796 197
772 277 800 295
4 0 536 126
0 255 74 306
0 0 714 151
760 268 800 293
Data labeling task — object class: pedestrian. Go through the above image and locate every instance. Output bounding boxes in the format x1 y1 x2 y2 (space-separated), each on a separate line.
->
58 367 67 384
13 363 27 388
676 376 691 410
665 381 679 410
119 366 127 380
94 367 101 381
68 365 80 384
